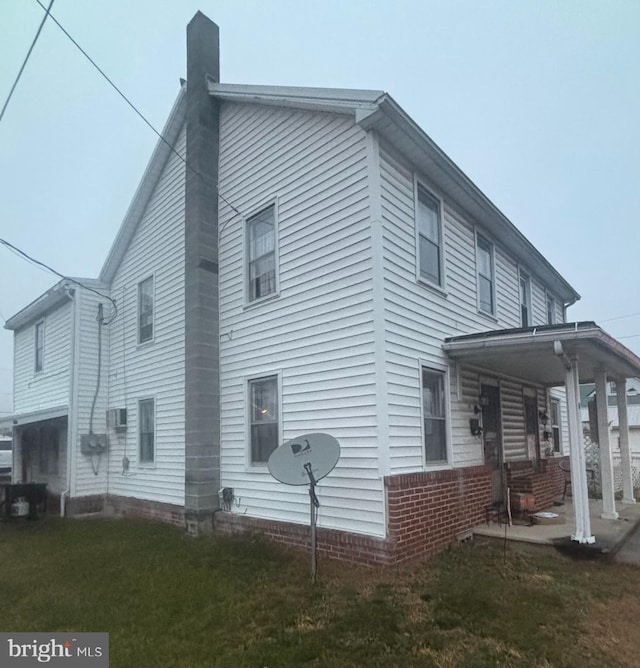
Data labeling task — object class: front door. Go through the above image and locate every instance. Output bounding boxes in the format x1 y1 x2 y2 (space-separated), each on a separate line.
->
481 384 503 504
524 394 540 467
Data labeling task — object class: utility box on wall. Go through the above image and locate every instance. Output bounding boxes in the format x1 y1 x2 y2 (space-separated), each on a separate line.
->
80 433 108 454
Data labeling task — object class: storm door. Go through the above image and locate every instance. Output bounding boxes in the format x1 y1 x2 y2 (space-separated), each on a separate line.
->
481 384 503 504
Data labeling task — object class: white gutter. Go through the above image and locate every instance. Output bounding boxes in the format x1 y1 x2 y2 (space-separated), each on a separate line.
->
61 289 81 516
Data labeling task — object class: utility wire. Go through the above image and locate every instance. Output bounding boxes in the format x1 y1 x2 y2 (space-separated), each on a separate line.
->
0 238 118 324
601 312 640 324
33 0 245 225
0 0 55 124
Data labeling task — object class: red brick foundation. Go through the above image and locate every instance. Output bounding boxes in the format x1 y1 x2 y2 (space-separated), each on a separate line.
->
216 465 492 566
107 495 184 526
64 494 184 526
214 512 395 566
506 456 568 511
385 465 492 562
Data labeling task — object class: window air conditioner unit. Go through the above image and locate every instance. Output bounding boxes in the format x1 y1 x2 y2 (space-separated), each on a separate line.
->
106 408 128 432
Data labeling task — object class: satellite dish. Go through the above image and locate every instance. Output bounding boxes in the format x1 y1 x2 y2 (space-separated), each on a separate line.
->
268 432 340 486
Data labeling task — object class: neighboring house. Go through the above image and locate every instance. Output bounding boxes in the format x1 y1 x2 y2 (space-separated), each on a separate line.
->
0 436 12 473
581 379 640 454
3 13 640 563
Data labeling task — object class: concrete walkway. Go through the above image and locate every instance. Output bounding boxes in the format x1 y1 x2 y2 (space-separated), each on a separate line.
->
474 499 640 556
614 519 640 564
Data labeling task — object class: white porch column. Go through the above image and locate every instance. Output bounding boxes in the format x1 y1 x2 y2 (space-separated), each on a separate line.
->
616 378 636 504
565 357 594 543
595 369 618 519
12 427 21 484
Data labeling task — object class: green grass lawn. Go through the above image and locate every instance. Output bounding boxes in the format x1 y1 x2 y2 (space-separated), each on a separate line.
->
1 518 640 667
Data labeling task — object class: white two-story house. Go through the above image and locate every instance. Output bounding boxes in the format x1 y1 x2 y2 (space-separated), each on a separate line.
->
3 12 640 563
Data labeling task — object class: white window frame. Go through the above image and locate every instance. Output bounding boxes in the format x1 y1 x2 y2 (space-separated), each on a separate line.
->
246 370 282 467
546 292 556 325
519 269 532 327
137 275 155 345
550 397 562 454
419 360 452 469
475 231 496 316
138 397 156 465
34 320 44 373
414 178 446 292
244 199 280 307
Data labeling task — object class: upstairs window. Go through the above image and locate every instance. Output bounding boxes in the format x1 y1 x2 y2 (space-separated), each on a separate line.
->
138 276 154 344
249 375 279 464
139 398 155 463
519 271 531 327
247 205 277 302
34 321 44 372
422 368 448 464
416 185 443 286
546 293 556 324
476 234 495 315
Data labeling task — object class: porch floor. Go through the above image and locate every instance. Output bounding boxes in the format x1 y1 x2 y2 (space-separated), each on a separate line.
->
474 498 640 554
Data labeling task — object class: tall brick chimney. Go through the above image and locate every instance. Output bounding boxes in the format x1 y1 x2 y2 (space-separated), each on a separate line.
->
184 12 220 535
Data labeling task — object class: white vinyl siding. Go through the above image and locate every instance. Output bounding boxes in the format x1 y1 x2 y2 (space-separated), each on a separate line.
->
70 288 108 497
105 123 186 507
13 300 73 414
379 144 540 473
219 102 383 537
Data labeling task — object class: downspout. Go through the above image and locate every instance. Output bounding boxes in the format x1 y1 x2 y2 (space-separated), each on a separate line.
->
61 287 80 516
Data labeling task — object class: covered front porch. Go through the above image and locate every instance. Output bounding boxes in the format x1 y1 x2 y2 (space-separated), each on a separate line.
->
474 497 640 556
444 321 640 545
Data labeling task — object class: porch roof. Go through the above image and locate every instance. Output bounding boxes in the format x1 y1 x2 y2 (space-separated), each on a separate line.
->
0 405 68 430
443 322 640 386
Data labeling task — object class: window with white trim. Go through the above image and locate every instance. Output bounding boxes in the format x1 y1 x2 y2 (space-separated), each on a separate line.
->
139 398 155 463
249 375 279 463
546 293 556 325
550 398 561 454
476 234 495 315
247 205 277 302
138 277 154 343
416 185 443 286
34 320 44 372
422 367 447 464
519 271 531 327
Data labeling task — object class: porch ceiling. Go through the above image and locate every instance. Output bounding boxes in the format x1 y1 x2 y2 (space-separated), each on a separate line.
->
443 322 640 386
0 405 68 430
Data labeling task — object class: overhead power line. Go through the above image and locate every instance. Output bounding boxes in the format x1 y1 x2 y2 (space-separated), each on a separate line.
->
0 0 55 124
601 312 640 324
33 0 245 224
0 238 118 324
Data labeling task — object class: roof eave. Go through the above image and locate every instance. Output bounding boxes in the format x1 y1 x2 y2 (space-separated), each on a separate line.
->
362 95 580 306
4 280 74 331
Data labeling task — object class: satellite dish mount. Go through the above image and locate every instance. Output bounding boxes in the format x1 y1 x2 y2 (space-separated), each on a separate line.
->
268 433 340 581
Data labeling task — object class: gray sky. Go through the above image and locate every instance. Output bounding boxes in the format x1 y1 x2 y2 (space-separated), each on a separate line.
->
1 0 639 415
